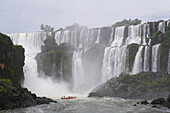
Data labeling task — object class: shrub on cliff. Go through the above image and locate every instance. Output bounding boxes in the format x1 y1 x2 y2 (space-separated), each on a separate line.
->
151 31 164 45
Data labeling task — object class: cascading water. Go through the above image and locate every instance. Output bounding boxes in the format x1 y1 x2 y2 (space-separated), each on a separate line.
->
72 50 85 93
109 27 114 43
54 28 101 93
102 46 127 80
102 26 127 81
102 23 151 80
111 26 125 47
143 46 150 72
131 46 144 74
151 44 160 72
8 32 71 98
158 22 165 33
6 20 170 98
125 24 142 45
168 49 170 74
95 29 101 44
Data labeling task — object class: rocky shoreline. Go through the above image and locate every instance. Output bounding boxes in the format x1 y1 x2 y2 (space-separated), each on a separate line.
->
0 79 57 110
89 72 170 100
136 95 170 109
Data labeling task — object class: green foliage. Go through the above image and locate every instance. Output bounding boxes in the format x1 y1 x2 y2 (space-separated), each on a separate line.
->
126 43 139 72
36 41 74 82
0 33 25 84
145 37 149 44
40 24 54 32
112 19 141 27
166 24 170 31
119 72 170 92
151 31 164 45
164 30 170 40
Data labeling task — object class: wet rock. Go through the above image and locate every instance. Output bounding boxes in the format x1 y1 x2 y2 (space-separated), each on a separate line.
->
0 79 57 110
167 94 170 104
141 100 149 105
151 98 166 105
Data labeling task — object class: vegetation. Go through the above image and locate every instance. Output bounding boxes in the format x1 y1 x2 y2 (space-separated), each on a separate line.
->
112 19 142 27
40 24 54 32
65 23 87 30
151 31 164 45
0 33 25 84
126 43 139 72
36 36 74 82
119 72 170 92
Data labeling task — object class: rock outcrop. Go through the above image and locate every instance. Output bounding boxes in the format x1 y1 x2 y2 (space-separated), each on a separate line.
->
36 35 74 82
0 33 25 84
0 33 57 110
89 72 170 100
0 79 56 110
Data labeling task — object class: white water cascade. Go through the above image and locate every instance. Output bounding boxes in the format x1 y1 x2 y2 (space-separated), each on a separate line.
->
102 46 127 81
158 22 165 33
111 26 125 47
72 50 85 93
102 26 127 82
151 44 161 72
143 46 150 72
131 46 144 74
125 24 142 45
102 23 150 81
167 49 170 74
95 29 101 44
8 32 71 98
6 20 170 97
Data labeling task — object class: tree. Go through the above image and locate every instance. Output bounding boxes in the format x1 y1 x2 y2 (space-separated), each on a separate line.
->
40 24 45 31
40 24 54 32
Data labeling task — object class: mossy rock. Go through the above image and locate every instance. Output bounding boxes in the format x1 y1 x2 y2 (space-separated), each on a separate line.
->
126 43 139 72
36 41 74 83
151 31 164 45
0 33 25 84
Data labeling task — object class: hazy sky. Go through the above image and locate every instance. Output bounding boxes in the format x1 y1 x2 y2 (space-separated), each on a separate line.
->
0 0 170 33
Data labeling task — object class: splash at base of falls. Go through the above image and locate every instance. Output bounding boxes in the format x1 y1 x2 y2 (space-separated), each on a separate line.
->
23 51 72 98
8 32 76 99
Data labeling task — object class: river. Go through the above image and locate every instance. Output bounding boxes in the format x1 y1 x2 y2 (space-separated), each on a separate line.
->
0 97 170 113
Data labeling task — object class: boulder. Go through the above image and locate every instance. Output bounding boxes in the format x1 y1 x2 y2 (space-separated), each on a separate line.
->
151 98 166 105
141 100 149 105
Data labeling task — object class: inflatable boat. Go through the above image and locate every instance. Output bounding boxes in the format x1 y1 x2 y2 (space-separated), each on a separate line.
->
61 96 76 99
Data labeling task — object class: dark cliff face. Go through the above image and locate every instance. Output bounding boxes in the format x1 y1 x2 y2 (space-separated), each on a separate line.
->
36 36 74 83
0 33 25 84
0 79 57 110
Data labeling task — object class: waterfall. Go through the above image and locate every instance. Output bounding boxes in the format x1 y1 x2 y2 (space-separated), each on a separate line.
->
109 27 114 43
111 26 125 47
143 46 149 72
167 49 170 74
125 24 142 45
151 44 160 72
8 32 71 98
102 47 112 81
102 46 127 81
72 50 85 93
158 22 165 33
6 20 170 96
132 46 144 74
95 29 101 44
55 31 62 45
